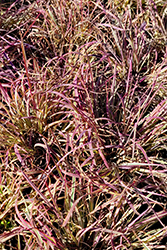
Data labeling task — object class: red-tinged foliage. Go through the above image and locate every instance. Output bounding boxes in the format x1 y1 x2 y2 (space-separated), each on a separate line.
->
0 0 167 249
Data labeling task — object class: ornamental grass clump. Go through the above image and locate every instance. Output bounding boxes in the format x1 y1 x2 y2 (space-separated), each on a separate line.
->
0 0 167 249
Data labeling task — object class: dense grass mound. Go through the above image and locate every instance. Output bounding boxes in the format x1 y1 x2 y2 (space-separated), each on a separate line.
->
0 0 167 249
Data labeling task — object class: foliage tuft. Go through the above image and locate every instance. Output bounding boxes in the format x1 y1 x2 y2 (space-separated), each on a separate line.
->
0 0 167 249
